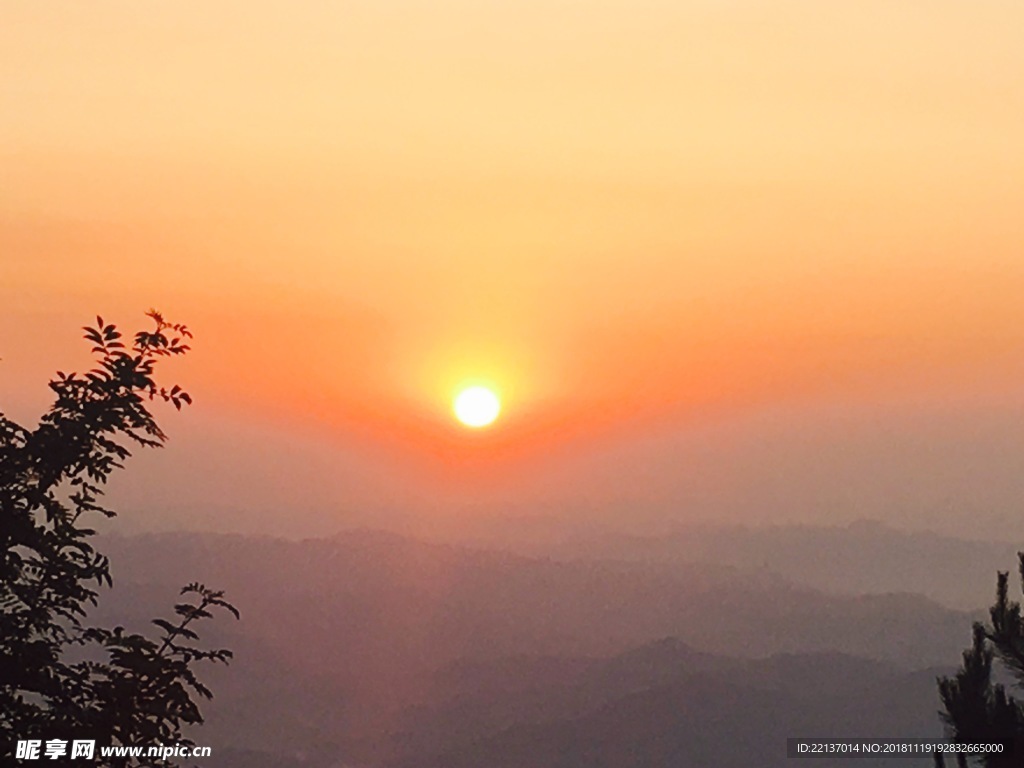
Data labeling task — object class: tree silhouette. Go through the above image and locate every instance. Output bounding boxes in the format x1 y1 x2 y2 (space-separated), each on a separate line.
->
1 311 237 767
935 554 1024 767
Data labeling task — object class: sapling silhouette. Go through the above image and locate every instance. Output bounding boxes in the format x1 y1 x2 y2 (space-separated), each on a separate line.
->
935 554 1024 767
1 311 238 767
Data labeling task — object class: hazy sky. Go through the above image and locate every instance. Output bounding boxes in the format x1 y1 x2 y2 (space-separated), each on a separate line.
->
2 2 1023 538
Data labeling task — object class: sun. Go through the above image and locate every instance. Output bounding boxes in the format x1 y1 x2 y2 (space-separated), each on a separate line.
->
453 386 501 428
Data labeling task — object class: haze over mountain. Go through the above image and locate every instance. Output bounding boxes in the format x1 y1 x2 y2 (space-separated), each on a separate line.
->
95 529 977 767
448 518 1022 610
90 396 1024 544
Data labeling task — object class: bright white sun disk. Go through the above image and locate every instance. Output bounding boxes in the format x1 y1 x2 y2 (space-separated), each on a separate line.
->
453 386 501 428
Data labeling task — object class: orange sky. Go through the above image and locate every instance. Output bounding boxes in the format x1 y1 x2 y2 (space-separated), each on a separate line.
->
2 1 1024 535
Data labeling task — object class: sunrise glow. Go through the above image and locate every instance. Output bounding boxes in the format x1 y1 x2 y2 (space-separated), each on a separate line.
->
1 0 1022 527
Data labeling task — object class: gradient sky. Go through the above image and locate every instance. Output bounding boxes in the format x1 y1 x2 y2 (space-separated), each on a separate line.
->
2 1 1023 538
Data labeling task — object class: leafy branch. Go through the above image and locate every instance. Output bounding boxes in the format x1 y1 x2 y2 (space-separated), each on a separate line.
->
1 311 237 768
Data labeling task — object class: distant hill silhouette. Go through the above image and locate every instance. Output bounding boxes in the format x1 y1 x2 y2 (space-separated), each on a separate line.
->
96 530 969 766
451 518 1021 608
386 654 946 768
